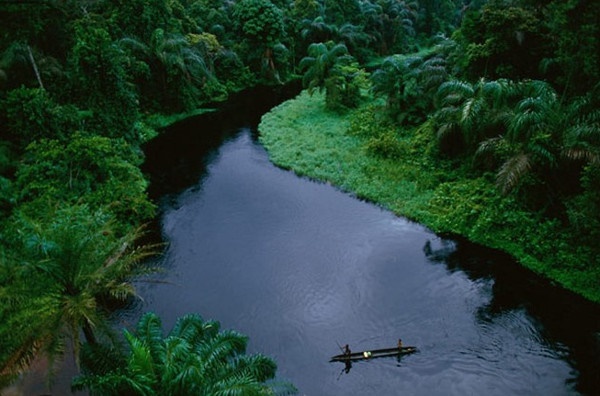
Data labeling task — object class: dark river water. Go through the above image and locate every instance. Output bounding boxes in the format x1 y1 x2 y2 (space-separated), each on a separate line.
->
132 86 600 396
9 88 598 396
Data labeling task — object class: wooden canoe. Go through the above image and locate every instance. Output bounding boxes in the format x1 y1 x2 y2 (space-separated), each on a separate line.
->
330 346 417 362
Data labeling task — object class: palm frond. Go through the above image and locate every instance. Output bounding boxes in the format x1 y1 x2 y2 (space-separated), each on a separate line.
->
169 313 205 344
125 330 157 380
436 122 460 142
135 312 165 362
437 80 473 101
476 136 505 157
562 147 600 164
230 354 277 382
497 152 532 195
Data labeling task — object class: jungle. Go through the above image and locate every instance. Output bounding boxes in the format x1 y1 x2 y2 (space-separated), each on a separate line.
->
0 0 598 393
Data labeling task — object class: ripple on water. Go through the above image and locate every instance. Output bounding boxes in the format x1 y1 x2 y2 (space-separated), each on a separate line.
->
142 130 588 396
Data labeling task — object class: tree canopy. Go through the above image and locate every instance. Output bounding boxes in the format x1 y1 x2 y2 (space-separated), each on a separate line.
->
0 0 599 391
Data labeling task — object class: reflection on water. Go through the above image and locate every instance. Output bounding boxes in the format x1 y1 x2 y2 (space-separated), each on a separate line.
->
133 128 599 396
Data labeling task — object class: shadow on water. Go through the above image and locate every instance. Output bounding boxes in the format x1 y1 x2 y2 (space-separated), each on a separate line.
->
136 81 600 395
142 82 302 202
424 236 600 395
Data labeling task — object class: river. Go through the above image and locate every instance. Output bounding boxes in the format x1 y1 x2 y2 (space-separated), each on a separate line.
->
135 86 599 396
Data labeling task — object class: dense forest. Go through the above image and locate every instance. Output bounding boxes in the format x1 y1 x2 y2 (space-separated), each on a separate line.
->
0 0 598 393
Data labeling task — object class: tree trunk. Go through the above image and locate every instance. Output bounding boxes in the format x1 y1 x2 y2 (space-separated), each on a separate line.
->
82 322 97 345
26 44 44 90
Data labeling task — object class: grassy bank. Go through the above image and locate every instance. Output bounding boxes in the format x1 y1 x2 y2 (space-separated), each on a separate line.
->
259 91 600 303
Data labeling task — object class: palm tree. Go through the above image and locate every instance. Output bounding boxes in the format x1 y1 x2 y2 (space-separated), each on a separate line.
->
300 16 336 45
119 29 212 110
469 80 593 199
73 312 297 396
371 55 405 107
560 86 600 166
487 81 600 196
299 41 351 95
300 41 365 111
360 0 418 55
334 22 369 58
493 81 560 194
0 205 160 384
360 0 384 50
434 78 515 154
371 53 447 124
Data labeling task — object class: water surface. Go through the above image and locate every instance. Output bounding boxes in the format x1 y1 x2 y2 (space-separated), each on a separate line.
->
135 126 599 395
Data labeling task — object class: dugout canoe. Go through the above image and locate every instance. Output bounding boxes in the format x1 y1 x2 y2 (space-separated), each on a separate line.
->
330 346 417 362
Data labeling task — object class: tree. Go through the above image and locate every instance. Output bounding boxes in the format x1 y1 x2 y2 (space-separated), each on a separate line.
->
72 312 297 396
300 16 336 46
0 205 160 386
492 81 560 196
291 0 321 22
561 87 600 167
106 0 173 42
434 78 514 155
0 1 71 91
541 0 600 96
472 80 599 211
360 0 418 55
0 41 44 90
14 133 156 228
416 0 464 36
334 22 370 60
118 27 213 112
188 0 233 34
232 0 286 81
454 2 546 80
322 0 361 26
1 87 83 149
300 41 367 111
371 52 447 124
68 21 140 139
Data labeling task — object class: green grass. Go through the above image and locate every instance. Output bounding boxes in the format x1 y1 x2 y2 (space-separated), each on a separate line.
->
259 90 600 304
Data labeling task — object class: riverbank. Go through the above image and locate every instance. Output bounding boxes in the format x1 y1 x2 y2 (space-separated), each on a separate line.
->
259 90 600 304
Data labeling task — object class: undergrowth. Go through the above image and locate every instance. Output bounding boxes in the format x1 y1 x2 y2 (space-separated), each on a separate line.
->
259 90 600 304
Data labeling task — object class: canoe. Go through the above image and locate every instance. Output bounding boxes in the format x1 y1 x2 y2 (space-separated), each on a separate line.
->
330 346 417 362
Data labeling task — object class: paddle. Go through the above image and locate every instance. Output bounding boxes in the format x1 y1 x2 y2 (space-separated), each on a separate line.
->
335 341 345 354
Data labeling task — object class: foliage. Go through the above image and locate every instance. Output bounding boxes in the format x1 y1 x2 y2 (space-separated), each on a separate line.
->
0 205 160 386
72 312 297 396
360 0 419 55
0 40 65 93
1 87 83 149
300 42 366 111
565 164 600 245
259 90 600 303
416 0 465 37
233 0 285 46
118 28 214 112
323 0 362 26
324 61 368 111
454 2 546 80
232 0 287 81
15 133 156 228
106 0 173 42
370 51 447 124
542 0 600 96
68 21 141 140
1 0 599 389
366 129 404 159
432 77 600 213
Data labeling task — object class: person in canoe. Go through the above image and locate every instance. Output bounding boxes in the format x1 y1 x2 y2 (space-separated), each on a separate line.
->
397 339 403 349
343 344 351 357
